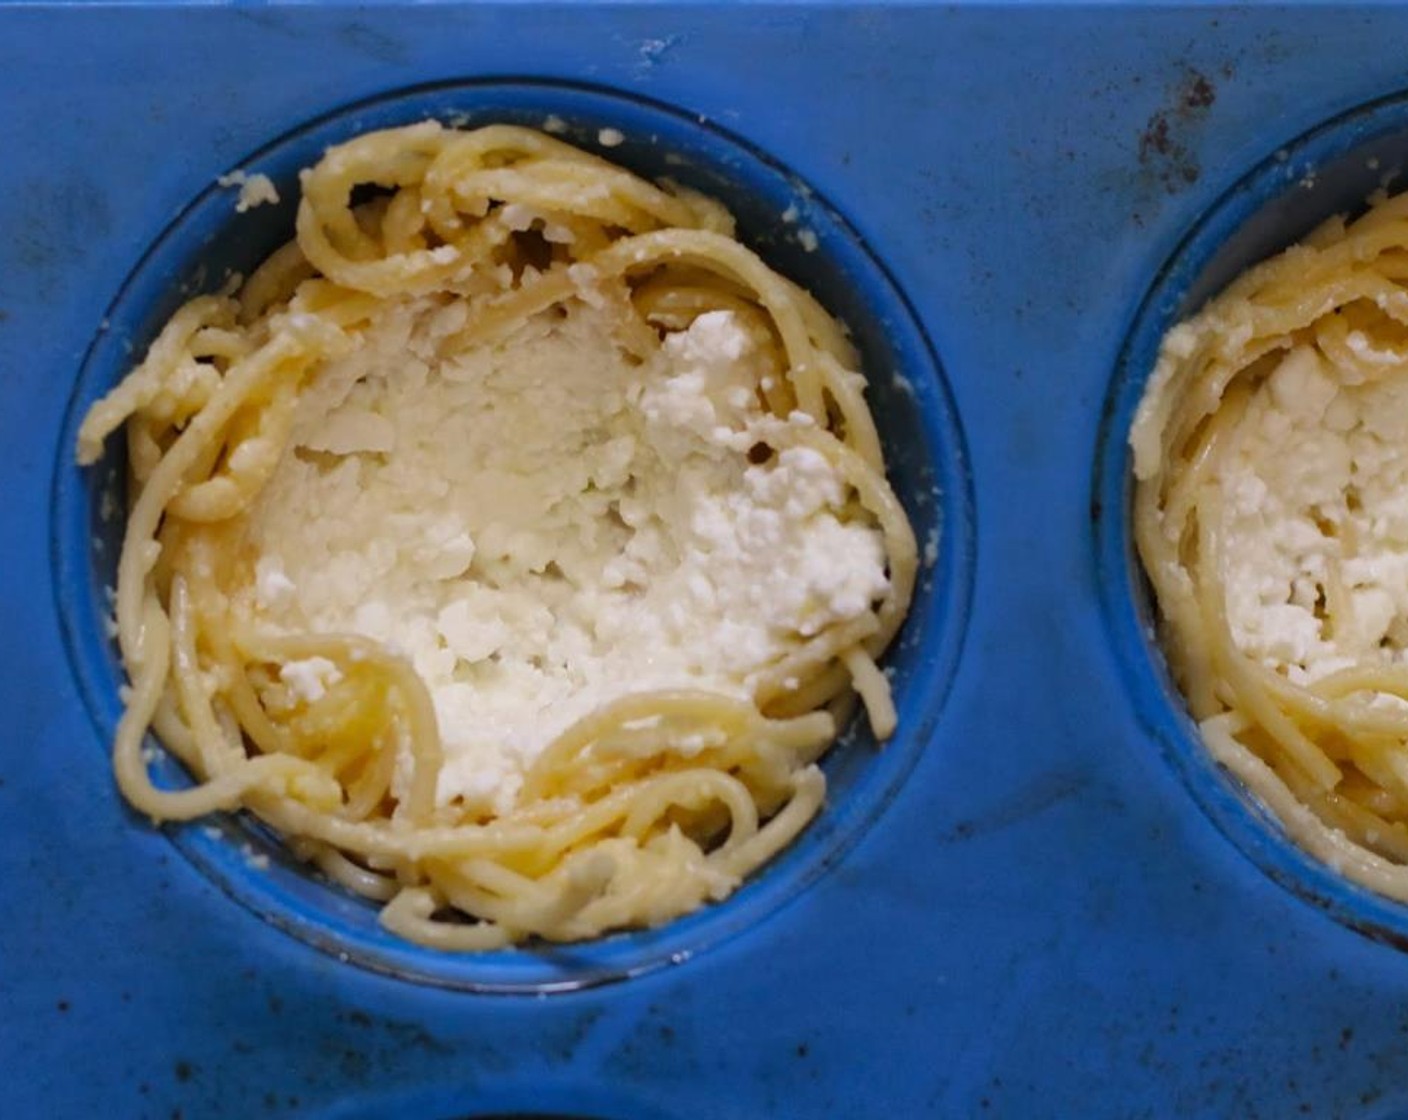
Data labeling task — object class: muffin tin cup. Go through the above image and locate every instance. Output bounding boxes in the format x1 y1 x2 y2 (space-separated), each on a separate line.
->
51 78 975 993
1096 85 1408 951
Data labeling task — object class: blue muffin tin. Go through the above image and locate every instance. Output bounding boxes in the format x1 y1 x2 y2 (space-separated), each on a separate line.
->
12 4 1408 1117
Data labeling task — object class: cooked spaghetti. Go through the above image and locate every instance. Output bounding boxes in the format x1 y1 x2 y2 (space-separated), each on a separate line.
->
1131 188 1408 897
78 122 917 947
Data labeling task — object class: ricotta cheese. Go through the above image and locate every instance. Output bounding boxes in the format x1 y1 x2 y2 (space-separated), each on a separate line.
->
218 170 281 214
1220 344 1408 684
279 657 343 704
242 299 889 815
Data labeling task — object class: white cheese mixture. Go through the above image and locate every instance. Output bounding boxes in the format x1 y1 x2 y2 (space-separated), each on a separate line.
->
217 170 281 213
1220 344 1408 684
243 302 889 814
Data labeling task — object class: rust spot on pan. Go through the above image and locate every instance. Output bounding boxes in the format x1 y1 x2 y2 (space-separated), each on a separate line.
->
1138 67 1221 195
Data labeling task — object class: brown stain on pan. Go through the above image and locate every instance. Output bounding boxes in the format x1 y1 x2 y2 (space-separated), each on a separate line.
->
1137 66 1222 196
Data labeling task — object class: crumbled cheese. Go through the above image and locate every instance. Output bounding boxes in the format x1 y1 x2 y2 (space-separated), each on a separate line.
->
242 844 270 871
242 299 888 815
498 203 537 232
218 170 281 213
279 656 343 704
1221 344 1408 684
597 127 625 148
102 584 119 638
254 556 297 609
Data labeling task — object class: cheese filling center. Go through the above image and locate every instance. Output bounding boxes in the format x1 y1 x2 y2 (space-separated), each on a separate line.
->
1222 345 1408 685
240 301 889 813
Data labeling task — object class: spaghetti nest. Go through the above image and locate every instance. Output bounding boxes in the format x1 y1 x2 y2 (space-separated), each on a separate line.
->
78 122 917 948
1132 188 1408 899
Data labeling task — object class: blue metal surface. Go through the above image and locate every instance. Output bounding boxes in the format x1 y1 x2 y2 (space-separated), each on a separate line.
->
13 3 1408 1117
